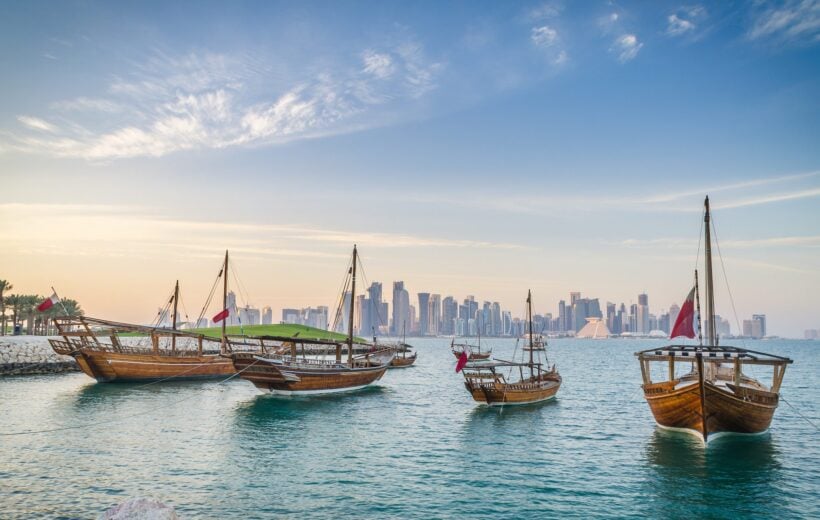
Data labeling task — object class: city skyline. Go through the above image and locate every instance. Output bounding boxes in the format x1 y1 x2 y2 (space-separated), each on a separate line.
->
176 285 769 340
1 1 818 337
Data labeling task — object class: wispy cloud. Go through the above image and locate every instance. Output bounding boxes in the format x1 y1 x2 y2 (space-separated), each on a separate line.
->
400 170 820 215
17 116 57 133
0 204 528 254
611 235 820 249
713 187 820 209
51 97 123 113
611 34 643 62
666 6 706 37
748 0 820 45
5 43 443 160
642 170 820 203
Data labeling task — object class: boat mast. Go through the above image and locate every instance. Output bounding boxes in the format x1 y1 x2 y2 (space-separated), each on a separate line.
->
171 280 179 352
528 289 534 378
477 314 481 354
402 320 407 359
347 245 357 366
703 197 717 346
221 250 228 351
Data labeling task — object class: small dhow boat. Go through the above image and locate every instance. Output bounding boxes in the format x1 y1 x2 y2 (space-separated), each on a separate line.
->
387 322 417 368
451 323 492 360
224 245 395 395
49 278 232 382
635 196 793 443
459 290 561 406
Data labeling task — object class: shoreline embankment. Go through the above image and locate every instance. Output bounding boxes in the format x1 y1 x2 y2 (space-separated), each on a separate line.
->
0 336 79 376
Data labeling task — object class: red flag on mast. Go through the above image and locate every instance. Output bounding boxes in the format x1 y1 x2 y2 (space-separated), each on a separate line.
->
670 286 697 339
455 349 470 373
37 293 60 312
212 308 230 323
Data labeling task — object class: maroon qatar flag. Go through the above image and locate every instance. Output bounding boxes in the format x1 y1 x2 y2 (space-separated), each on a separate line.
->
670 286 697 339
455 349 470 373
37 293 60 312
212 308 230 323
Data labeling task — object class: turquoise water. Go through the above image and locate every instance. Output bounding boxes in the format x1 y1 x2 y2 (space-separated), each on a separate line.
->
1 339 818 519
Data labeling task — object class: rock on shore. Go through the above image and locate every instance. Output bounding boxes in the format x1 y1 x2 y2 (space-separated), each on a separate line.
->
0 336 79 376
98 497 178 520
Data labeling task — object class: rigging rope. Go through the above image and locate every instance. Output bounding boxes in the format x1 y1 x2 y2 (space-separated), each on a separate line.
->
710 218 748 351
781 395 820 431
195 265 223 327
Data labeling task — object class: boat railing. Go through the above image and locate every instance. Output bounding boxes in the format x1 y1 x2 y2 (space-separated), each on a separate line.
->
724 383 779 406
642 380 680 395
50 337 220 357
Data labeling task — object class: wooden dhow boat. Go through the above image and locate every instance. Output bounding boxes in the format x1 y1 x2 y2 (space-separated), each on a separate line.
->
389 343 417 368
223 245 395 395
49 278 232 382
386 323 417 368
635 196 793 443
459 290 561 406
451 328 491 360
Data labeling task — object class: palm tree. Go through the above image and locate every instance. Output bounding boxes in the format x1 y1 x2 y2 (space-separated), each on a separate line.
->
22 295 39 335
60 298 84 317
0 280 11 335
5 294 24 334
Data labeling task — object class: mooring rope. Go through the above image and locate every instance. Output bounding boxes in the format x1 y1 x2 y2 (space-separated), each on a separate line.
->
781 395 820 431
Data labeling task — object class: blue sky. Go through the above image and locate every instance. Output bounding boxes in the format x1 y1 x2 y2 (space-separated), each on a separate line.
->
1 1 819 336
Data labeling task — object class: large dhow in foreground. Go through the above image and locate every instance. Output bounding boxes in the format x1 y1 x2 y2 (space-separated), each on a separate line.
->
459 290 561 406
223 245 395 395
635 196 792 443
49 279 232 382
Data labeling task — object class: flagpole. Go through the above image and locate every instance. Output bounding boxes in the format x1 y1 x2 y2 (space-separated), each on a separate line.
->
51 286 70 316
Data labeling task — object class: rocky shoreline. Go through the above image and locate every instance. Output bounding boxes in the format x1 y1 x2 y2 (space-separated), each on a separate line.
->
0 336 79 376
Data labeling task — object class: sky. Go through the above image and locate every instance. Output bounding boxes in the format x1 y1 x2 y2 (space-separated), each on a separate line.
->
1 0 819 337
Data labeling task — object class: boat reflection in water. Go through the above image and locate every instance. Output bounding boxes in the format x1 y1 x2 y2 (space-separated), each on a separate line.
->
644 428 782 517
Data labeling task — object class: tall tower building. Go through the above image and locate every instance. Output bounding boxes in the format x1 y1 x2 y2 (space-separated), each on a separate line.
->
638 293 648 307
752 314 767 338
429 294 441 336
418 293 430 336
262 306 273 325
391 282 410 336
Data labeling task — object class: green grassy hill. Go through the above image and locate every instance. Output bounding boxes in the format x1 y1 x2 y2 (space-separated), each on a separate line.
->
189 323 365 343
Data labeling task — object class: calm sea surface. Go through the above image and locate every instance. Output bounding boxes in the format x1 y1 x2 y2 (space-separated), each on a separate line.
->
1 338 818 519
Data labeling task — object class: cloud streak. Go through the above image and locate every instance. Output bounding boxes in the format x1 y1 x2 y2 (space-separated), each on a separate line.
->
0 204 529 254
748 0 820 45
6 44 443 160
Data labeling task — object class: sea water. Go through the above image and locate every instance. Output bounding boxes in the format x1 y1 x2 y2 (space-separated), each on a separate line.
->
0 339 817 518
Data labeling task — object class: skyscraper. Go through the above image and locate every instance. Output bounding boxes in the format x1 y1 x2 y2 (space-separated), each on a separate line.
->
418 293 430 336
638 293 648 306
752 314 767 338
429 294 441 336
391 281 410 336
262 306 273 325
442 296 458 335
558 300 566 333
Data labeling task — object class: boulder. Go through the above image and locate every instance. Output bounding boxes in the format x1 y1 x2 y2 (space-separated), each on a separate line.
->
98 497 178 520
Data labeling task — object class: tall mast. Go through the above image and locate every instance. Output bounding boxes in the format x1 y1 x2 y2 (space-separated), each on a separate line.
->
703 197 716 346
528 290 534 377
347 245 357 365
171 280 179 352
221 250 228 351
